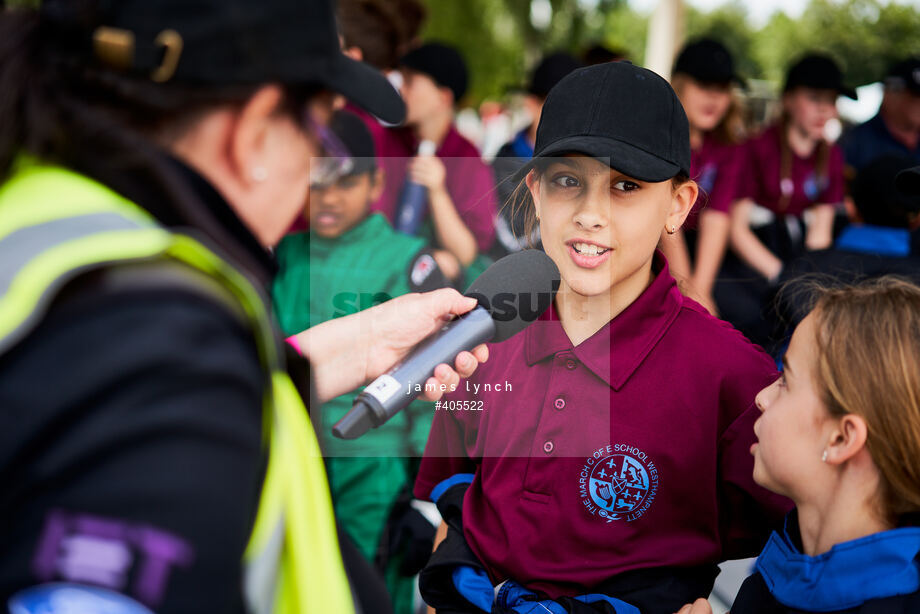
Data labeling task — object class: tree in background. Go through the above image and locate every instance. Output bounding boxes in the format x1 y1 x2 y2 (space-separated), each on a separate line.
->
419 0 919 106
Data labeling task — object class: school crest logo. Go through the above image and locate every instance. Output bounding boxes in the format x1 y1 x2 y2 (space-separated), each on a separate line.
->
579 444 659 523
803 172 828 202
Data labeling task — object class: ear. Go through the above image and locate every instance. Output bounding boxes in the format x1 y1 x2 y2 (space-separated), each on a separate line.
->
525 169 542 220
825 413 869 465
665 179 698 232
369 168 385 202
440 86 455 109
230 84 286 188
343 45 363 62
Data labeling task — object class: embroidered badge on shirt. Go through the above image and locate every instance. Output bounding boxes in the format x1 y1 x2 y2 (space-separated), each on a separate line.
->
579 444 659 523
410 253 437 287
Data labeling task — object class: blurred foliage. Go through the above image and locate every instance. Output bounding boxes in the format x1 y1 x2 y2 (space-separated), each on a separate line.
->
421 0 920 105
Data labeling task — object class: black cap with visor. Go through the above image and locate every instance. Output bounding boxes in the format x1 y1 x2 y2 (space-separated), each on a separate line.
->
521 61 691 183
38 0 406 125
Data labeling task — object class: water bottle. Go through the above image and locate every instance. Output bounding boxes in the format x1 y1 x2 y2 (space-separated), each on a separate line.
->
395 140 437 235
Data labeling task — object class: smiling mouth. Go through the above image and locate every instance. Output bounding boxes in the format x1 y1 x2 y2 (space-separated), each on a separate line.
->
571 242 610 256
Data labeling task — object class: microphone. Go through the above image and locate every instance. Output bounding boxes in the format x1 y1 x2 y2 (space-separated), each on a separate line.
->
332 250 560 439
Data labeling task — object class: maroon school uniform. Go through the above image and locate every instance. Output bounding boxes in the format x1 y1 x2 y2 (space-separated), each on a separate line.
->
416 254 791 599
362 119 498 252
686 134 743 229
739 124 845 218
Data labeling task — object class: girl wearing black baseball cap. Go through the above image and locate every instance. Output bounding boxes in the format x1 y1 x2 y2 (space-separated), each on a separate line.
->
0 2 487 612
662 38 747 317
415 61 790 613
719 53 853 348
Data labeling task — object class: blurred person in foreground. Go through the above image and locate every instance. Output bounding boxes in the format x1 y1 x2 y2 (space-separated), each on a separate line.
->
660 38 747 316
0 1 486 612
841 57 920 172
490 51 581 260
677 277 920 613
271 109 449 614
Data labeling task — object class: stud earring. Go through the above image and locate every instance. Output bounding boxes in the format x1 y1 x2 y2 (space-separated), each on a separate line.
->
251 166 268 183
666 225 677 235
821 450 828 462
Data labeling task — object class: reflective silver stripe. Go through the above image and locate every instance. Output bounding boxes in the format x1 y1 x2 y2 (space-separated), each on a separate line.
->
0 212 148 298
0 212 152 355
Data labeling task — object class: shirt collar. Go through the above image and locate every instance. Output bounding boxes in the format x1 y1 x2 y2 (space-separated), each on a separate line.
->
524 252 682 390
757 511 920 611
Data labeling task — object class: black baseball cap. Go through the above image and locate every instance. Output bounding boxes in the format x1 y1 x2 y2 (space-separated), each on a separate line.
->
523 61 691 183
328 110 377 175
784 53 857 100
399 42 468 103
884 57 920 95
851 155 920 228
38 0 405 124
528 52 582 98
673 38 744 87
896 165 920 197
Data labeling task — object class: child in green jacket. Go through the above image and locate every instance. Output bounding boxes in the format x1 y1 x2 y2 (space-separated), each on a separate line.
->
272 110 448 614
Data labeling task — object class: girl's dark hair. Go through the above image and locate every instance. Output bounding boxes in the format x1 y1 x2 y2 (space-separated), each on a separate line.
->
502 158 692 248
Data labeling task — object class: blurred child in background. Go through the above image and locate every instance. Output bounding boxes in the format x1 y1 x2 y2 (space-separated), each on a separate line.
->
662 38 747 315
718 53 852 348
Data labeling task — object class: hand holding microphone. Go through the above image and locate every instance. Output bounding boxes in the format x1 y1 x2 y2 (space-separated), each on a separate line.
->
333 250 560 440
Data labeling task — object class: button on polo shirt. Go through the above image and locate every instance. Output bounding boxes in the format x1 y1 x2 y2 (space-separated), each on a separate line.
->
416 254 792 599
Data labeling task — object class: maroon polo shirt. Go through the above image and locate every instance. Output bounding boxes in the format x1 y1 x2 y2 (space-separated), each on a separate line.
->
416 255 791 599
738 124 845 218
686 134 744 230
353 110 498 252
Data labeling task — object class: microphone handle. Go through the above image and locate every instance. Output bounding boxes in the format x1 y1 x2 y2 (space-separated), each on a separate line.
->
332 306 495 439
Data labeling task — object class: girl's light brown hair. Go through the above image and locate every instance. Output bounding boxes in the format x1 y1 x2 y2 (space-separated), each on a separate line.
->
810 277 920 523
669 74 747 147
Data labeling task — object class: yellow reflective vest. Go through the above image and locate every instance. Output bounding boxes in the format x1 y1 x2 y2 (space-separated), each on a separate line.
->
0 160 355 614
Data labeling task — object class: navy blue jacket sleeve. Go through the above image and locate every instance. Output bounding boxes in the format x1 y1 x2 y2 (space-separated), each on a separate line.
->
0 281 265 613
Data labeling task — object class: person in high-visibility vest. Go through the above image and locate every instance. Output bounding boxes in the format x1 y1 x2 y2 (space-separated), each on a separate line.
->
0 2 486 613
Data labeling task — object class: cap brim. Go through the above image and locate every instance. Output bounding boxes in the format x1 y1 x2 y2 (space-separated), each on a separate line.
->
326 55 406 125
896 166 920 196
513 135 682 184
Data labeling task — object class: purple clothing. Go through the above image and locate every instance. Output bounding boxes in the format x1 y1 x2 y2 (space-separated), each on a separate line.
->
351 107 497 252
738 124 845 218
686 135 743 230
416 254 791 599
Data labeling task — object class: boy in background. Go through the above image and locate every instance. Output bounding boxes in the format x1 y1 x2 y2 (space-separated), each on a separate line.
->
272 110 447 614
